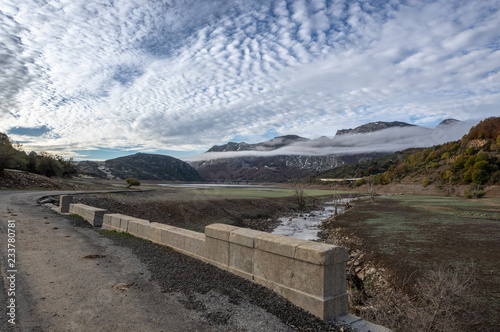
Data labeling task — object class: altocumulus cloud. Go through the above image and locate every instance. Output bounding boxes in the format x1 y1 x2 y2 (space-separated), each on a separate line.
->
0 0 499 158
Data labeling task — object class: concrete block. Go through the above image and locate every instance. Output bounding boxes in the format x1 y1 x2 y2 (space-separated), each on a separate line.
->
59 195 73 213
253 274 348 320
295 241 349 265
227 228 263 279
69 203 84 215
136 222 151 239
127 219 150 237
119 216 135 233
148 222 176 244
254 233 306 258
205 236 230 268
68 204 107 226
183 231 206 258
102 214 116 231
161 227 189 250
229 228 264 247
228 243 254 280
253 249 295 286
102 214 126 231
205 224 241 241
254 248 346 298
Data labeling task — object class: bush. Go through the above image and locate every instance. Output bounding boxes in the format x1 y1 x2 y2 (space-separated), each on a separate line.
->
464 183 486 199
125 178 141 188
471 161 490 184
359 263 484 332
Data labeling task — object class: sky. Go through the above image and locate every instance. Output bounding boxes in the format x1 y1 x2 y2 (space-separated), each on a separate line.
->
1 0 499 161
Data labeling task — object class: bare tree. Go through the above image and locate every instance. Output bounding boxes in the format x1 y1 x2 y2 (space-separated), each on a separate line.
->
291 178 306 207
367 176 376 201
332 184 341 215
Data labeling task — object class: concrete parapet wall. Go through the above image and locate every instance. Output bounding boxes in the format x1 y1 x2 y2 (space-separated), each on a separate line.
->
68 203 107 226
64 198 349 320
205 224 349 319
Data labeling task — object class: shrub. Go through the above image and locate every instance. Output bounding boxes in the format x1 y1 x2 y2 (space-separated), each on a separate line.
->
354 178 365 187
125 178 141 188
471 161 490 184
359 263 484 332
464 183 486 199
422 178 431 187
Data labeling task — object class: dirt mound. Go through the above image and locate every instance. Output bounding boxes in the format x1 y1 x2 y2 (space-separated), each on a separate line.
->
0 169 73 190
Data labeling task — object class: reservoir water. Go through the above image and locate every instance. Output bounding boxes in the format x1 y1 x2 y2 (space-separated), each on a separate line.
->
272 198 353 241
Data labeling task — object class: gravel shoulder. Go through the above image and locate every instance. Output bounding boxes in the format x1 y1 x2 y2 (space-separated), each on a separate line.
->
0 191 354 332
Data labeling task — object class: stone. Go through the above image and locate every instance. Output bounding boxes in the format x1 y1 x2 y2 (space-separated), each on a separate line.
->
127 219 150 237
68 203 107 226
148 222 176 244
136 221 151 239
254 233 306 258
205 224 241 241
295 242 349 265
59 195 73 213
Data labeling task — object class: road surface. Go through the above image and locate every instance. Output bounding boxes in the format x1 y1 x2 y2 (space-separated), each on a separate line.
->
0 191 289 332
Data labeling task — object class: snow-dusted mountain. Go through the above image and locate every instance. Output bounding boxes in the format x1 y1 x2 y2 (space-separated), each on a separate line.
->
189 119 474 182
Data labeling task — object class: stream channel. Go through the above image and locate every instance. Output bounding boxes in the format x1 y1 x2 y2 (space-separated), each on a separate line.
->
272 198 353 241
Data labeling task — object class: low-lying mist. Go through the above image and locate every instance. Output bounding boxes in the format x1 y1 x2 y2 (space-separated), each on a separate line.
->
187 120 475 162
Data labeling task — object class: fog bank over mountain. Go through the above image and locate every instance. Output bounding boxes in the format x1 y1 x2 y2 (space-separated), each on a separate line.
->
187 119 475 162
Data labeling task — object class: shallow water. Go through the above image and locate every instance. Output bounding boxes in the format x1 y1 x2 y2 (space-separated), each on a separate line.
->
272 198 353 241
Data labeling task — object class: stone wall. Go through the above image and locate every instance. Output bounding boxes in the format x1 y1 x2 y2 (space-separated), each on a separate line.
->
66 201 349 320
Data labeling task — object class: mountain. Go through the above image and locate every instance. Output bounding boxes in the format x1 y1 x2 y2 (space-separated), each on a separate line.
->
207 135 309 152
335 121 416 136
192 153 387 182
190 119 474 182
77 153 204 181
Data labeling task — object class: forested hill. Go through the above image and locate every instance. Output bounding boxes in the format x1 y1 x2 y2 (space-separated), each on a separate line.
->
316 117 500 188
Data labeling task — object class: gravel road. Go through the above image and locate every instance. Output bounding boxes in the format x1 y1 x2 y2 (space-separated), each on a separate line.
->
0 191 354 332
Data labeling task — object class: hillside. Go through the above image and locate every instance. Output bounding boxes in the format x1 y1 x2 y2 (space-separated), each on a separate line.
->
316 117 500 190
193 152 386 182
0 132 76 178
77 153 204 181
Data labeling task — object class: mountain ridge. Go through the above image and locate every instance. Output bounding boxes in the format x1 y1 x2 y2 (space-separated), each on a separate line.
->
191 119 470 182
77 152 204 181
335 121 417 136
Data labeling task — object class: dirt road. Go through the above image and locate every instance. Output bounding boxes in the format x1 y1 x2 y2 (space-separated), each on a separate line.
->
0 191 292 332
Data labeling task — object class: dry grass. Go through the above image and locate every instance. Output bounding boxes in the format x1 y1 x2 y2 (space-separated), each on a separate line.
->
350 262 487 332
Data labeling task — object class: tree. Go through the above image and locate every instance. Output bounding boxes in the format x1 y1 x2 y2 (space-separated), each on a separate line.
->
291 178 306 207
126 177 141 188
0 134 15 173
36 152 63 177
367 176 376 201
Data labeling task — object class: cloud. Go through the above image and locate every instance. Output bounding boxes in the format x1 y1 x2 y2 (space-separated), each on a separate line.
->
186 120 477 161
0 0 498 158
